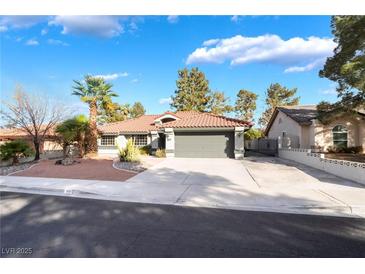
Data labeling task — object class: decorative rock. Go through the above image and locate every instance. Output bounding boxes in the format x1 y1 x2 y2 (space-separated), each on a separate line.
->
0 162 37 176
114 161 146 172
61 157 75 166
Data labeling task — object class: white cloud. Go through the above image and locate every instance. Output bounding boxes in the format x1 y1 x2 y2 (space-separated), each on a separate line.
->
321 89 337 95
47 39 69 46
231 16 243 23
159 97 173 105
167 16 179 24
186 34 336 73
131 78 139 83
202 39 220 47
284 58 325 73
94 72 129 80
25 38 39 46
0 16 143 38
129 22 138 31
49 16 124 38
320 84 337 95
0 16 46 31
0 25 8 32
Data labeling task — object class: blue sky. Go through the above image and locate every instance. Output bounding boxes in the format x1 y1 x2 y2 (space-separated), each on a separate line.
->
1 16 338 122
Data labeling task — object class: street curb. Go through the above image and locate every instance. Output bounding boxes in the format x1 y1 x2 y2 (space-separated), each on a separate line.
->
1 185 363 219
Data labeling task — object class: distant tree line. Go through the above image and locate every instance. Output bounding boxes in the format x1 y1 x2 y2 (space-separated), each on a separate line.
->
170 67 301 136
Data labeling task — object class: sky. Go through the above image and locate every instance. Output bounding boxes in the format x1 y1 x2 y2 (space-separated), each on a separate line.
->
0 15 339 123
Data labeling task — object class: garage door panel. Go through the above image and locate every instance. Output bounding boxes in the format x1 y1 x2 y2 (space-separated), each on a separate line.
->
175 131 234 158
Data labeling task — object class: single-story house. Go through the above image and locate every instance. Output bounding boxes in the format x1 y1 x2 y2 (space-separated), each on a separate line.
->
0 127 62 152
264 105 365 151
98 111 252 159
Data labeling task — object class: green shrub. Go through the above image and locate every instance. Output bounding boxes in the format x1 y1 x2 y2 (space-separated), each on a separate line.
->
0 140 34 165
244 128 263 140
119 139 140 162
326 146 337 153
139 145 151 155
327 146 363 154
342 146 363 154
155 148 166 158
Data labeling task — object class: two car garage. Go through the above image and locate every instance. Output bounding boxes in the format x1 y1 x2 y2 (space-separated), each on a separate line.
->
174 131 235 158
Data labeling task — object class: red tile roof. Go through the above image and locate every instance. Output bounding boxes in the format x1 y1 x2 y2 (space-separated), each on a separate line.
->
98 115 160 134
162 112 251 128
0 126 57 138
98 111 251 134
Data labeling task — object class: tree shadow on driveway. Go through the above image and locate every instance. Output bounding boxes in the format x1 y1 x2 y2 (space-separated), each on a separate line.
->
242 153 364 189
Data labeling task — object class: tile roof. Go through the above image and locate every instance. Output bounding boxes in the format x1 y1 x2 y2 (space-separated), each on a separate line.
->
162 112 251 128
98 111 251 134
98 115 160 134
277 105 318 125
0 126 57 138
265 104 365 136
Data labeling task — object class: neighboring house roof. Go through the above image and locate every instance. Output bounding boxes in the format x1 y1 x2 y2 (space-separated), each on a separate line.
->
264 104 365 136
277 105 318 125
264 105 318 136
0 126 57 139
98 111 251 134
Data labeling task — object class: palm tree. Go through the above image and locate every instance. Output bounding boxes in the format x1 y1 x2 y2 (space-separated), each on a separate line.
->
72 75 118 153
55 115 89 158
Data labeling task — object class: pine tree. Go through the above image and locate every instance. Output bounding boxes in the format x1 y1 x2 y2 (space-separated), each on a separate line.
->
171 67 211 112
208 91 233 115
234 89 258 121
319 16 365 110
130 102 146 118
259 83 300 128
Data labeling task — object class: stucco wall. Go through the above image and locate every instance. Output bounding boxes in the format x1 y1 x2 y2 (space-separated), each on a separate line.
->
97 134 153 157
269 112 365 151
359 119 365 151
43 140 62 150
301 125 310 148
267 111 303 147
279 148 365 185
312 116 364 151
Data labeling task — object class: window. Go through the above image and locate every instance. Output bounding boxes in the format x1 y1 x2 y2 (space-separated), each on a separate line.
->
101 135 115 146
332 125 348 148
128 135 148 147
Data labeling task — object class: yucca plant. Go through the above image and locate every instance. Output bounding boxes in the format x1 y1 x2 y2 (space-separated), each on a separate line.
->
119 139 140 162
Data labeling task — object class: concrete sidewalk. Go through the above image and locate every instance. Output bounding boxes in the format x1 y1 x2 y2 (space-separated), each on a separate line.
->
1 173 364 218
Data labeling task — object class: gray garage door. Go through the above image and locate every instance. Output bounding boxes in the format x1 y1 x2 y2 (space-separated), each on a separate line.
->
175 131 234 158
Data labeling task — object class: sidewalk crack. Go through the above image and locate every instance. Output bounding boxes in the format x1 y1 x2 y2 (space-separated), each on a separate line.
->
244 166 261 188
316 189 353 214
175 184 192 204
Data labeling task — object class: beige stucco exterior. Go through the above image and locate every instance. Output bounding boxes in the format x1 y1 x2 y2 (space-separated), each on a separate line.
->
267 111 302 148
311 116 365 151
267 110 365 151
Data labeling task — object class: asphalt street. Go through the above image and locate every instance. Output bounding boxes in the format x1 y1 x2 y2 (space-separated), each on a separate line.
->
1 191 365 257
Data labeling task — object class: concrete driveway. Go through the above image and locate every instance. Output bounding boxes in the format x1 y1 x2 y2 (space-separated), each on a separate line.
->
127 158 257 187
1 157 365 217
124 157 365 217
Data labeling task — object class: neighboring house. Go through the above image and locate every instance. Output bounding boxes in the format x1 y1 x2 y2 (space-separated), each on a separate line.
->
0 127 62 153
264 105 365 151
98 111 252 159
